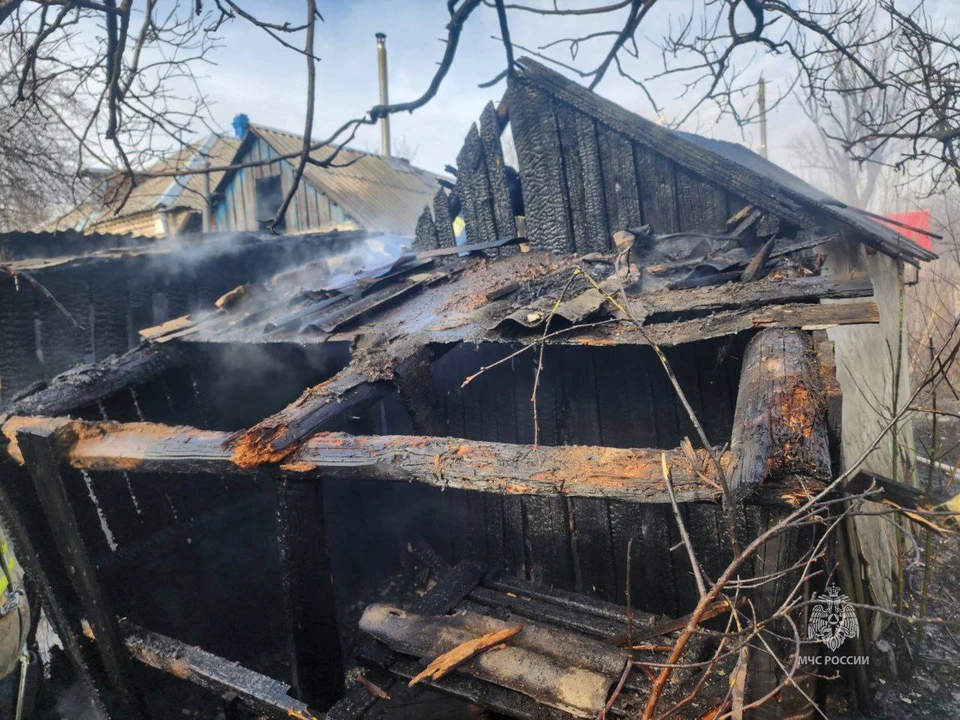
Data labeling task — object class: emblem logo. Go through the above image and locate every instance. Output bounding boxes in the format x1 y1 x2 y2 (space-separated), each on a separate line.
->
808 584 859 651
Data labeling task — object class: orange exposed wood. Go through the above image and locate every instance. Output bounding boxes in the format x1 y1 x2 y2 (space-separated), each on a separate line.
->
408 625 523 687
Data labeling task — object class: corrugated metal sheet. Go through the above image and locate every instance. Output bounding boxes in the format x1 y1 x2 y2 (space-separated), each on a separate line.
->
109 135 241 218
245 125 442 236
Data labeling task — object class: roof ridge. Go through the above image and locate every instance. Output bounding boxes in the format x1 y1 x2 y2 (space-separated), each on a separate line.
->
249 123 382 160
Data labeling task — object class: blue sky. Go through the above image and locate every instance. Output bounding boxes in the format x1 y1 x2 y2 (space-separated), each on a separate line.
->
201 1 807 176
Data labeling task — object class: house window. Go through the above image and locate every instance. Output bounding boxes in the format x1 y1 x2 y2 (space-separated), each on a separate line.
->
256 176 285 231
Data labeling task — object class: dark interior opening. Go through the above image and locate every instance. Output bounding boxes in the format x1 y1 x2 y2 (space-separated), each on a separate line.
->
256 176 285 231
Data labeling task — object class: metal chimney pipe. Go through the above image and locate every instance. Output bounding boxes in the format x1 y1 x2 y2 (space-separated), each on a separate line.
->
376 32 391 157
758 76 768 160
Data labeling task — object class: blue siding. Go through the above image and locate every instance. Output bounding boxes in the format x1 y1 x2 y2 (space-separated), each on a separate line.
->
211 135 352 233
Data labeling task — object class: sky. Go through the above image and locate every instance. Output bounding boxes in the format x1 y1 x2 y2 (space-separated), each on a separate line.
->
201 0 803 176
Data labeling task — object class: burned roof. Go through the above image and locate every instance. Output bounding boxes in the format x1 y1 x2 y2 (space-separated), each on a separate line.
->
0 227 368 273
144 230 879 354
677 131 937 262
419 58 933 266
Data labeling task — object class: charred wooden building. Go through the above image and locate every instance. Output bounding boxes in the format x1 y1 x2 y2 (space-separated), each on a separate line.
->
0 228 381 406
0 60 935 719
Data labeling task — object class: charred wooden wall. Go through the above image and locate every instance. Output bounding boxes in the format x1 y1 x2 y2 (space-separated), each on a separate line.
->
0 236 347 406
4 337 746 690
509 78 749 253
320 339 749 649
1 341 350 682
416 74 751 254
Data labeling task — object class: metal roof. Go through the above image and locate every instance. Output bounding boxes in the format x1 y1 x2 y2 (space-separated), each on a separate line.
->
229 125 444 236
108 135 241 218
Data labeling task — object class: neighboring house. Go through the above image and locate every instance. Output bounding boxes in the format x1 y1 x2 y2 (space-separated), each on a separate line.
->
42 135 240 238
210 117 442 236
39 119 441 240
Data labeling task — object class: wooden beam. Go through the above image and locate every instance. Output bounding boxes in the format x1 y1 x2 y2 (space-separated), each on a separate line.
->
556 301 880 348
123 623 320 719
276 478 344 708
2 343 178 418
479 100 519 244
392 346 445 435
624 272 873 322
16 425 147 719
728 329 832 500
4 417 823 505
227 361 393 466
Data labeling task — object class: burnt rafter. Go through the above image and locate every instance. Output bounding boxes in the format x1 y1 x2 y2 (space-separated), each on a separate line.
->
2 416 823 506
1 342 180 419
123 623 321 719
227 356 394 466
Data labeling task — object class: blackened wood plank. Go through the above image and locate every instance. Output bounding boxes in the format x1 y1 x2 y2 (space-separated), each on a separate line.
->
88 263 131 361
523 495 573 587
597 124 643 233
413 205 439 251
34 268 91 379
276 477 344 708
412 558 485 615
640 505 678 616
124 623 320 719
577 113 611 252
506 80 572 253
479 101 518 243
17 426 147 718
555 106 593 255
634 143 681 233
0 278 41 405
676 167 730 233
559 349 616 600
433 189 457 249
457 123 498 246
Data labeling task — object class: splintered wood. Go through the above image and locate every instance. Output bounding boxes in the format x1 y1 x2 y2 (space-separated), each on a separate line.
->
408 625 523 687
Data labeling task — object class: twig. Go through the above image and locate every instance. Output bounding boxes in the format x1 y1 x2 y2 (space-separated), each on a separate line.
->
1 265 84 329
662 452 708 599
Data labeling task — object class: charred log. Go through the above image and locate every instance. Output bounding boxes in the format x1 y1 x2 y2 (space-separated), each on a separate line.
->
1 417 829 508
2 343 179 418
728 329 831 500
